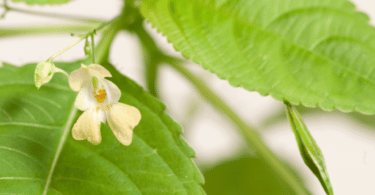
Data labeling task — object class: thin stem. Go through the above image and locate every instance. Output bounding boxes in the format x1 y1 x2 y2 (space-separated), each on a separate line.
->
48 36 85 61
0 0 9 18
166 59 310 195
0 24 98 38
0 3 103 23
134 22 160 97
54 67 69 78
48 20 112 61
95 17 123 64
91 34 95 63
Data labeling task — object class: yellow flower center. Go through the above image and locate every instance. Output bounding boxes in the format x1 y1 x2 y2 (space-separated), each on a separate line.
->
94 89 106 103
92 76 106 103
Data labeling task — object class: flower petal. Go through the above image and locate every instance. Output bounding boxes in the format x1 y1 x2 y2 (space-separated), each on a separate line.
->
69 65 90 92
101 79 121 104
72 107 102 145
98 107 106 123
74 81 97 111
87 64 112 78
106 103 141 146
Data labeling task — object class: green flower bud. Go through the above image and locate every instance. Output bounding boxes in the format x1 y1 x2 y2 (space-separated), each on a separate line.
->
84 39 91 55
34 61 56 89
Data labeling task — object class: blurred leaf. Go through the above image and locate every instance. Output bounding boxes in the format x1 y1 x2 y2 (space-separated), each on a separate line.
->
11 0 72 5
203 156 305 195
141 0 375 114
286 102 333 195
0 61 204 194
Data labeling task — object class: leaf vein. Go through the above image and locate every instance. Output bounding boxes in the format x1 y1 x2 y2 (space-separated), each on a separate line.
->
0 122 59 129
0 108 12 121
28 94 62 109
19 99 56 123
0 177 43 181
42 106 77 195
0 146 47 170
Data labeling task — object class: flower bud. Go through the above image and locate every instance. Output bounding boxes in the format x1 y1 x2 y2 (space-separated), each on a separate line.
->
84 39 91 56
34 61 56 89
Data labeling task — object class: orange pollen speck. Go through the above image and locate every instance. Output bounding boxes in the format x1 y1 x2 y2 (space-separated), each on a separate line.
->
94 89 106 103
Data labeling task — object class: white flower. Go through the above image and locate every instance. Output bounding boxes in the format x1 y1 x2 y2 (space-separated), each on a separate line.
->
69 64 141 145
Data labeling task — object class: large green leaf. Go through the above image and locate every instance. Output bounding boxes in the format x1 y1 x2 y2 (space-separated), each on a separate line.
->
11 0 72 5
0 60 204 194
286 102 333 195
140 0 375 114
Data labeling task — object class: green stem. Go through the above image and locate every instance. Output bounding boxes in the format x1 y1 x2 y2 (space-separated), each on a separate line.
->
48 20 112 61
166 59 310 195
145 61 159 97
95 17 123 65
133 23 160 97
95 0 144 64
48 36 86 61
0 3 103 23
95 0 143 65
91 34 96 63
0 24 98 38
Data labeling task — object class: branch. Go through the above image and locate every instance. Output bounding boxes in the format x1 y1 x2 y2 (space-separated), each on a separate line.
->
0 3 104 23
0 24 97 38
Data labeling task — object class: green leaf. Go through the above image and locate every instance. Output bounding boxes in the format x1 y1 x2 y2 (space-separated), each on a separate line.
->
285 102 333 195
0 61 204 194
203 156 305 195
11 0 72 5
140 0 375 114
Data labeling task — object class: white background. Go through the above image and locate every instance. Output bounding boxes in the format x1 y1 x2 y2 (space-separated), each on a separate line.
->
1 0 375 194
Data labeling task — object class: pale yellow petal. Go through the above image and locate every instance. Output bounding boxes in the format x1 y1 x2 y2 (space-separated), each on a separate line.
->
69 67 90 92
98 108 106 123
74 81 97 111
69 64 111 91
87 64 112 78
72 108 102 145
101 79 121 104
106 103 141 146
